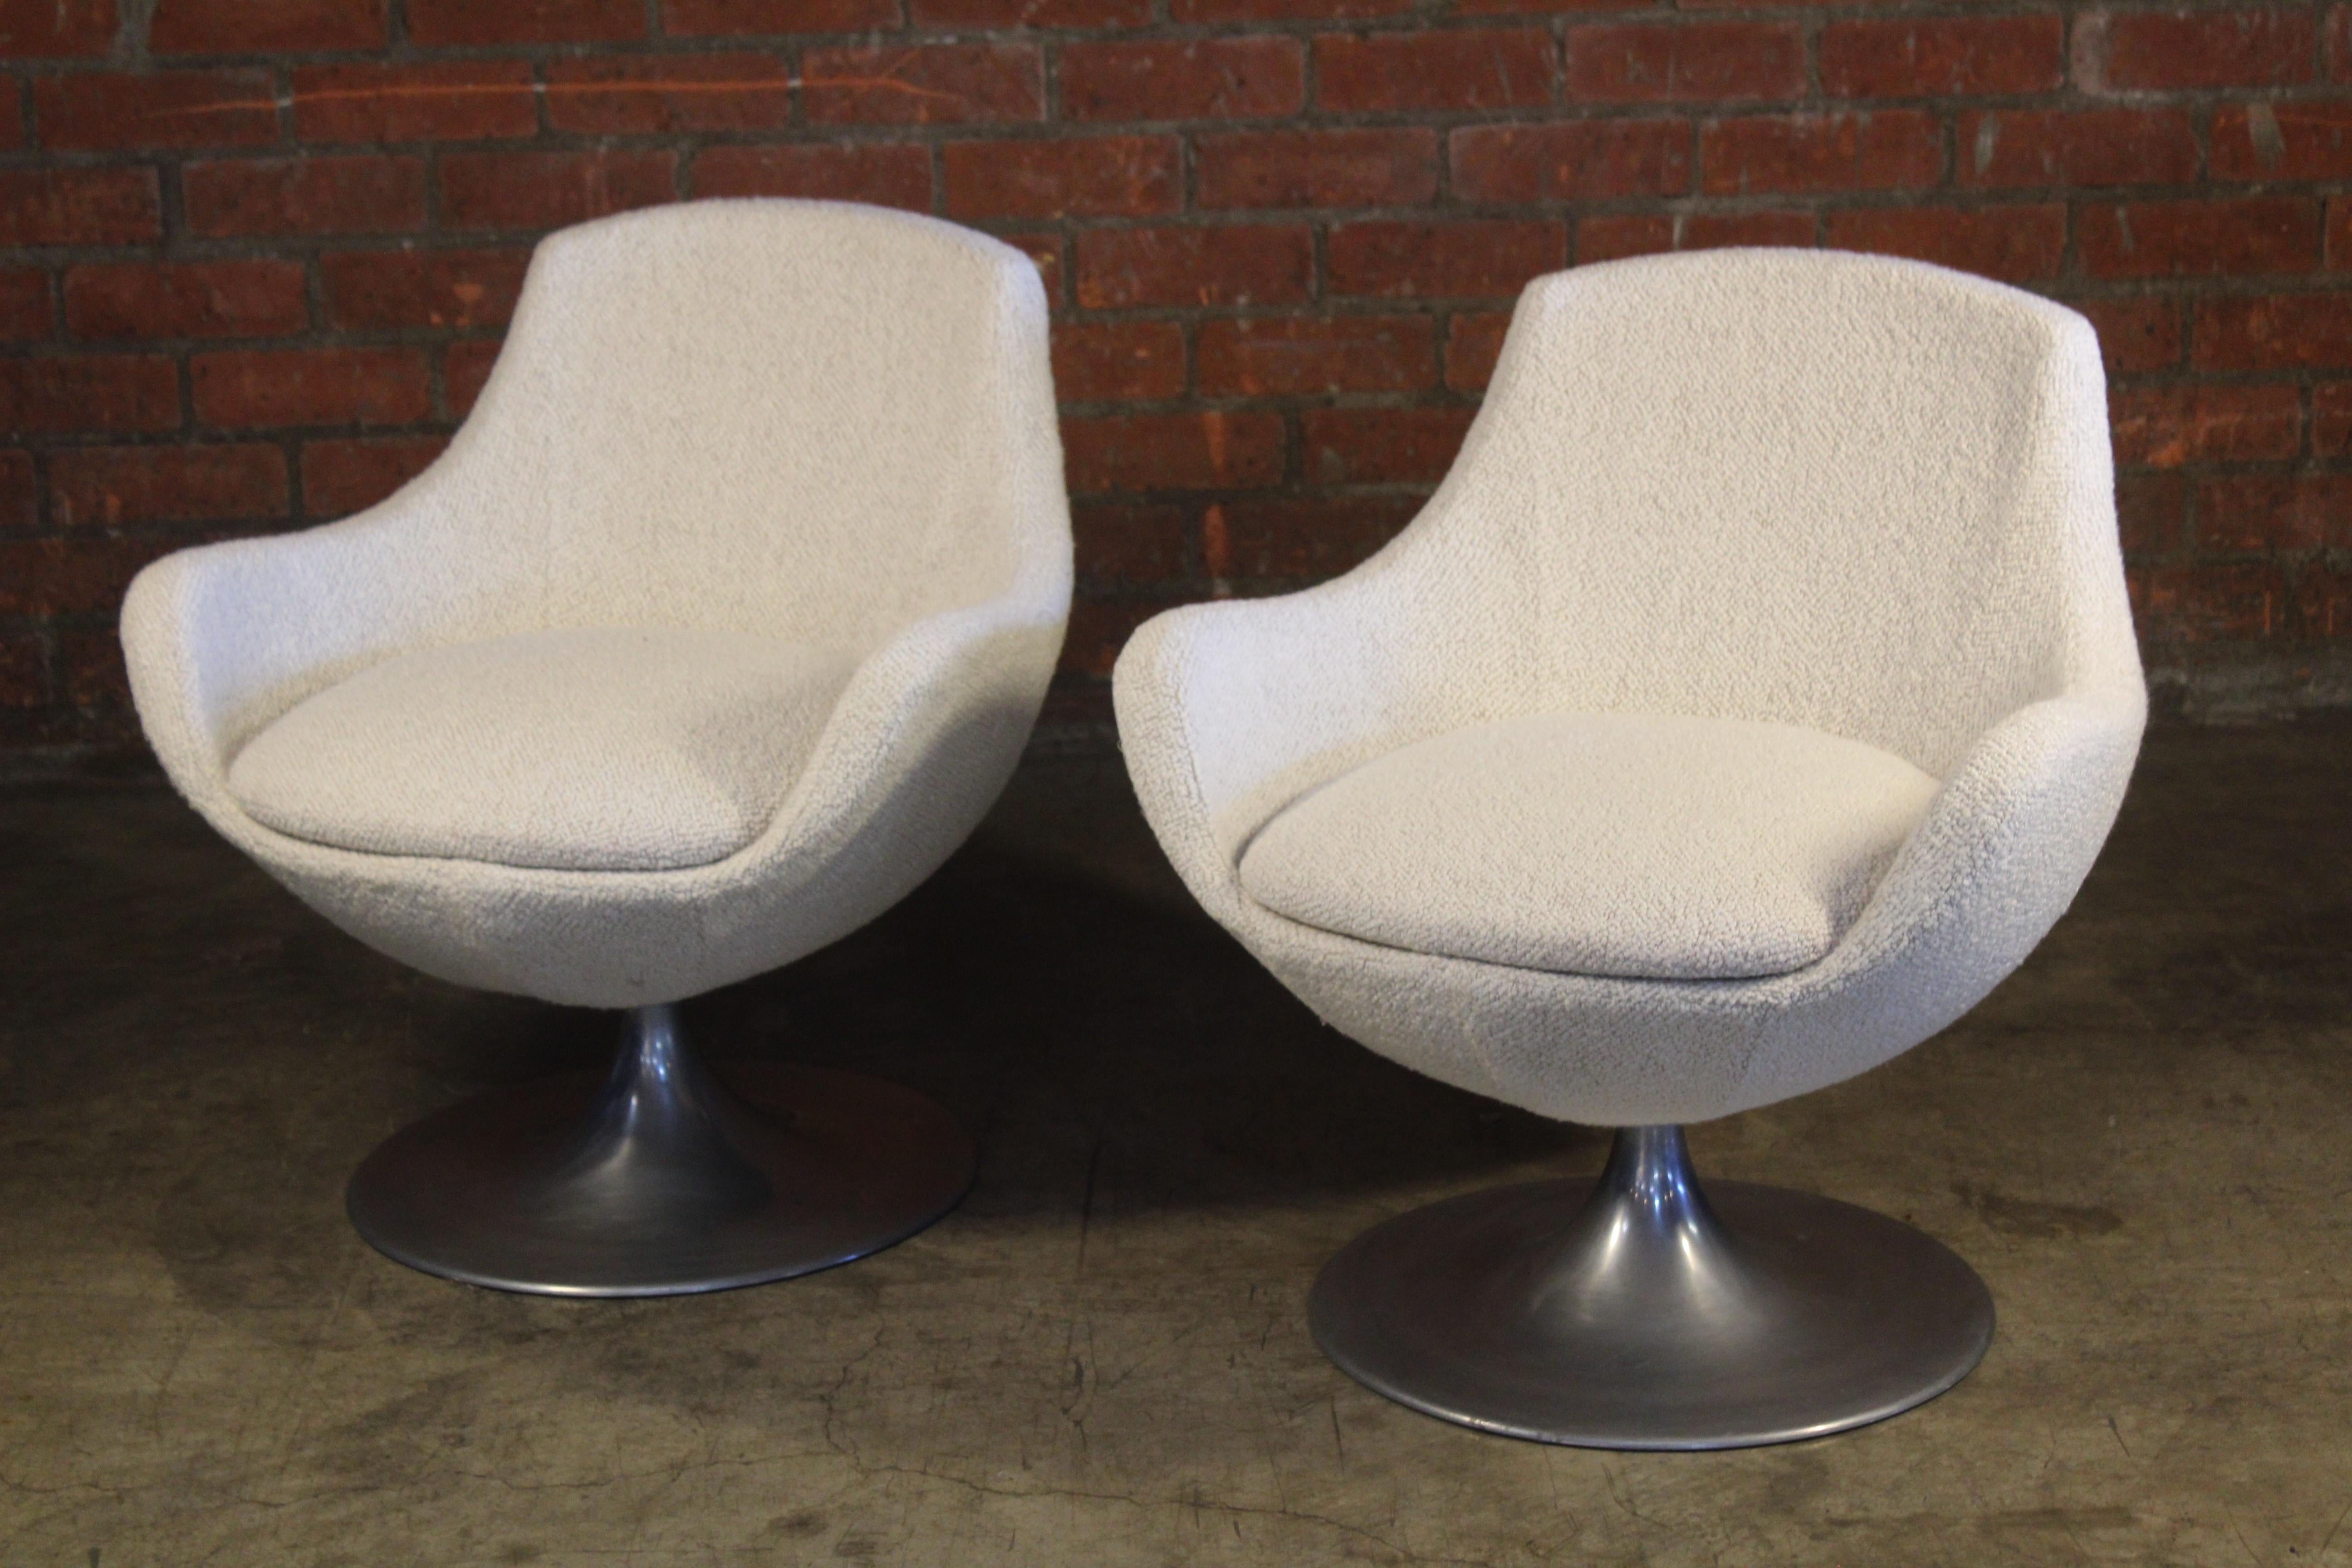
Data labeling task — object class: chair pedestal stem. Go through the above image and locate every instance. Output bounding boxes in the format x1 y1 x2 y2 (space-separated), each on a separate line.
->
347 1004 975 1298
1308 1125 1994 1450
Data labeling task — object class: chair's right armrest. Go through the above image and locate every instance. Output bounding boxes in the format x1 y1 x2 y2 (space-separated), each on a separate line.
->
121 502 502 793
1112 563 1471 907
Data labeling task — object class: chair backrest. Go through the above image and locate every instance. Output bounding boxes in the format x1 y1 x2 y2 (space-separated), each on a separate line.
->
1407 248 2136 777
423 200 1059 655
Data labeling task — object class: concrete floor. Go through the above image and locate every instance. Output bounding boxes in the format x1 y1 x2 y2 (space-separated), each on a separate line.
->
0 722 2347 1567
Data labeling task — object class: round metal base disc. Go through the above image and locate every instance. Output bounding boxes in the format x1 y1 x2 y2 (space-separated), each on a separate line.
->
1310 1178 1994 1450
348 1063 975 1298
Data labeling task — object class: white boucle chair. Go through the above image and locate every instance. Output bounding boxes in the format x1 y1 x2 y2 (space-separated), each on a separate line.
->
1114 249 2144 1448
121 201 1072 1297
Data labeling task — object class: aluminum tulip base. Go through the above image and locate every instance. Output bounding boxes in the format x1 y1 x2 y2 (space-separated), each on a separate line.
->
347 1003 976 1297
1309 1127 1993 1450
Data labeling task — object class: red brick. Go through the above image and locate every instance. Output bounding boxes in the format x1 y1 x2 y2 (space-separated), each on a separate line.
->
1328 220 1565 299
320 249 529 331
2316 381 2352 454
2198 474 2352 551
2075 296 2181 375
0 356 178 435
1051 319 1186 402
0 0 116 56
0 535 186 617
0 634 40 708
1217 495 1419 578
34 70 276 151
1061 595 1178 676
1062 38 1304 122
2332 196 2352 269
444 339 502 417
440 151 678 231
804 44 1043 127
2079 198 2319 280
1577 213 1673 263
152 0 384 53
1701 112 1942 196
0 449 33 529
407 0 642 44
2134 563 2287 639
1316 29 1554 113
185 156 425 238
2334 4 2352 79
917 0 1142 21
0 94 20 152
943 137 1179 219
1073 501 1188 583
2195 294 2352 370
1825 204 2064 284
294 62 538 143
1446 311 1509 390
546 55 792 135
667 0 899 29
1587 213 1828 261
1681 210 1815 249
2294 563 2351 637
1458 0 1650 10
2116 472 2185 554
1820 16 2065 98
2077 8 2314 92
2110 384 2302 469
1197 128 1440 208
50 444 289 527
1075 225 1313 309
1958 109 2199 189
0 169 159 246
2213 102 2352 181
1302 407 1473 484
64 260 308 342
1196 315 1435 396
191 347 430 428
1565 22 1805 103
692 144 931 210
302 435 446 519
0 270 47 341
1062 410 1285 492
1172 0 1412 20
59 630 127 707
1449 121 1691 202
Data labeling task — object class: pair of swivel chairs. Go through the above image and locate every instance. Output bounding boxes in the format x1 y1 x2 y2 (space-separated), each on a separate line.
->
120 201 2144 1453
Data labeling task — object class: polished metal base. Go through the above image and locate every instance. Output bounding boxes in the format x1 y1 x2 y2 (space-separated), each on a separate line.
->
1309 1127 1993 1450
347 1004 976 1297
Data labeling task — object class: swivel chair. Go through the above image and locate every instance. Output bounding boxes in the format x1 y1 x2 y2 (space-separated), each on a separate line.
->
122 200 1073 1296
1114 249 2143 1446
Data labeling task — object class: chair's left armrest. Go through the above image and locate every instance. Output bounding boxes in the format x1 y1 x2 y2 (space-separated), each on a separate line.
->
1823 681 2149 1004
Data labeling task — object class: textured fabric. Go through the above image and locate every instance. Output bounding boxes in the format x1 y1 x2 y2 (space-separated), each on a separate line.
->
229 627 859 873
123 200 1071 1006
1239 712 1940 981
1114 248 2146 1127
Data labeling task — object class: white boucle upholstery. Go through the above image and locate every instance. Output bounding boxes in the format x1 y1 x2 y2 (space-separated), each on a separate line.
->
1238 712 1940 981
123 200 1071 1007
1115 249 2145 1127
228 627 860 873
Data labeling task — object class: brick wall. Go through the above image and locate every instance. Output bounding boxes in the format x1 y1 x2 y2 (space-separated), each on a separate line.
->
3 0 2348 755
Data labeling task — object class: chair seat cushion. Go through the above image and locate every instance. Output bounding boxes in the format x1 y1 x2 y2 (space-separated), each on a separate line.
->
228 627 859 872
1237 712 1941 981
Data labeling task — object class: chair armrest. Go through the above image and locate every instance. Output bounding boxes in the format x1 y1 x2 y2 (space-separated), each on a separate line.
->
760 556 1070 873
120 490 508 793
1854 684 2144 964
1113 544 1498 895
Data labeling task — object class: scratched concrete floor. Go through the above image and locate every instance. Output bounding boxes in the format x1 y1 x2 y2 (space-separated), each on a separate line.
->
1 720 2348 1567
